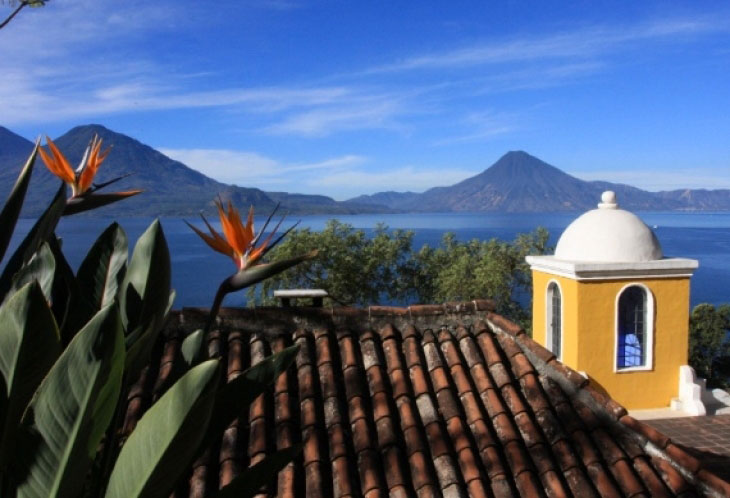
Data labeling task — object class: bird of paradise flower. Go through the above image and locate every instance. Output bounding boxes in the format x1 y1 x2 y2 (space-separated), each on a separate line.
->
187 199 317 333
39 135 141 214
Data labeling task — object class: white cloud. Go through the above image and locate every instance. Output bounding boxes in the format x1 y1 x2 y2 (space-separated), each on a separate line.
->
433 110 518 146
364 18 724 74
1 5 726 145
262 97 404 137
157 147 366 187
157 147 476 200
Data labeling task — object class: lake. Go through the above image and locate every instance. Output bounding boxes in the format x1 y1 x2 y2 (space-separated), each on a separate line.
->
8 212 730 309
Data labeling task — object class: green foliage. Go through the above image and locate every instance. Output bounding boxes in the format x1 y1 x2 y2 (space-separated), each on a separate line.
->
105 361 219 498
252 220 418 305
0 144 302 497
689 303 730 387
14 305 124 498
252 220 550 328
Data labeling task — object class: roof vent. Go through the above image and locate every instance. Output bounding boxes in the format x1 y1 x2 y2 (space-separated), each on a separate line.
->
274 289 328 308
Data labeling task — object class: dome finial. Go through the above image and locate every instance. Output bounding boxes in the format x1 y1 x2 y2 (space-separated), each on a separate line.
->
598 191 618 209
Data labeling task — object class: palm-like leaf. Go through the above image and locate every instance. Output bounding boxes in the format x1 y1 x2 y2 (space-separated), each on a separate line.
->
216 445 301 498
13 305 124 498
180 329 205 367
204 345 298 444
118 220 174 381
104 360 221 498
0 183 66 300
7 243 55 305
76 222 128 311
0 140 39 265
0 283 60 471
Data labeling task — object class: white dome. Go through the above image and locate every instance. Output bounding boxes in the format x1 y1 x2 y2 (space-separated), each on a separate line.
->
554 191 663 263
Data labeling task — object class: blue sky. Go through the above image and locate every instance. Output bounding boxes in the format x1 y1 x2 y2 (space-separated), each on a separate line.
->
2 0 729 199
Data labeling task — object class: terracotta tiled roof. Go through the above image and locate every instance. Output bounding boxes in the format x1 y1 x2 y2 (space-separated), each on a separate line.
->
123 300 730 497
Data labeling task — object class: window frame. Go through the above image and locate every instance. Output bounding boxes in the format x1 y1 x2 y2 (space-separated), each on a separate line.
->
545 280 563 361
614 283 655 372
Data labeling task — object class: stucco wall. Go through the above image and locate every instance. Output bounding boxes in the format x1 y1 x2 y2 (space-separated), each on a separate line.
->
532 270 691 409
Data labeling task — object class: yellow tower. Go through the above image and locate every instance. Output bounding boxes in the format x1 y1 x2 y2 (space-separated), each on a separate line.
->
526 191 702 411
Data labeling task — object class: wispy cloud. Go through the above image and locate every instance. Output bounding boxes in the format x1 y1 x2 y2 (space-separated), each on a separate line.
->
157 147 366 187
432 110 518 146
157 146 477 199
2 4 727 146
262 96 405 136
363 19 723 74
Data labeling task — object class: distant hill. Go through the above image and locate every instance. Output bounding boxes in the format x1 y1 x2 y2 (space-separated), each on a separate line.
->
654 189 730 210
347 191 421 208
0 125 390 217
349 151 730 212
3 128 728 216
267 191 394 214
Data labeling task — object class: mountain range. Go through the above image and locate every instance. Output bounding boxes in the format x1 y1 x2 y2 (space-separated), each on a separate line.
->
0 125 388 217
1 124 728 216
349 150 730 212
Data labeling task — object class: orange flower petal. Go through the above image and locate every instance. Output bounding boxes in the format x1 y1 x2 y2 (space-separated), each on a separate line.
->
186 220 233 258
246 245 266 267
244 205 255 243
44 136 75 184
230 202 254 250
216 200 241 254
79 138 108 193
39 144 72 185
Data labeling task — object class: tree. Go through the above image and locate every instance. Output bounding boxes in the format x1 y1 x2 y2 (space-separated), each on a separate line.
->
252 220 417 306
0 1 47 31
250 220 551 330
689 303 730 387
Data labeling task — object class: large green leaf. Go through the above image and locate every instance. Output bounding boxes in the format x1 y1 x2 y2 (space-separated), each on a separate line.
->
124 290 175 384
205 346 298 444
7 243 55 304
76 222 128 311
0 182 66 300
47 236 90 345
180 329 205 367
119 220 171 335
0 140 39 265
216 445 301 498
13 305 124 498
0 283 60 470
105 359 221 498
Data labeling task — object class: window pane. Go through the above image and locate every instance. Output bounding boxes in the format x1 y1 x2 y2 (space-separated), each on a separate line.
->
618 286 647 368
549 283 561 358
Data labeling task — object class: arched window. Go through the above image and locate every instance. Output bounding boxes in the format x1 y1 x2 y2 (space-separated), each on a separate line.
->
546 282 562 359
616 285 653 370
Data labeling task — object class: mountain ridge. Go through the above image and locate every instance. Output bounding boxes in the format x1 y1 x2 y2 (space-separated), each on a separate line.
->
0 124 392 216
349 151 727 212
2 126 728 215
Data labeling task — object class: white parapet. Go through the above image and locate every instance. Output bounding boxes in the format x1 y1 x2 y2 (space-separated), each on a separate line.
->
674 365 706 416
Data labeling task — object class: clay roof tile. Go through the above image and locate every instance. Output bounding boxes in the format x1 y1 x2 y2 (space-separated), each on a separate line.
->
122 303 728 497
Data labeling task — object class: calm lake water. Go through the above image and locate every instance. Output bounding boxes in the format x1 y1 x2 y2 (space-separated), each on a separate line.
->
9 212 730 309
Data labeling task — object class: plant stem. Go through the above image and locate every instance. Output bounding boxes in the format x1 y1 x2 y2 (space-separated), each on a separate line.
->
0 1 28 30
204 283 226 335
